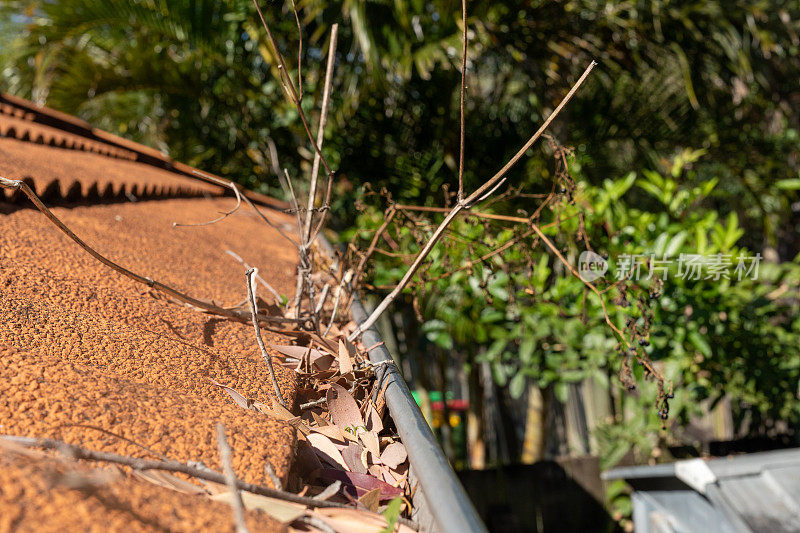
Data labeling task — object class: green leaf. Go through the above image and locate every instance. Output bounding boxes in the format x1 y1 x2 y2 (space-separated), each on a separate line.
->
776 178 800 190
509 372 526 399
380 497 403 533
519 338 536 365
688 331 712 357
554 382 569 403
665 231 688 257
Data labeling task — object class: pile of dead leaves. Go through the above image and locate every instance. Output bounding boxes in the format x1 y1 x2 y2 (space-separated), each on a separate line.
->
210 320 415 533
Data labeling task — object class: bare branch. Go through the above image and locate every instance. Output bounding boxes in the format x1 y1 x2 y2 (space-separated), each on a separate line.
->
304 24 338 245
529 224 627 342
289 0 303 101
395 204 528 225
192 170 300 246
215 424 249 533
282 168 305 235
246 268 287 408
458 0 468 203
251 0 335 189
0 176 295 327
474 176 505 204
264 461 283 491
299 397 327 410
351 206 397 290
323 276 348 336
0 435 402 516
347 61 597 341
225 250 283 304
173 181 242 227
314 283 330 315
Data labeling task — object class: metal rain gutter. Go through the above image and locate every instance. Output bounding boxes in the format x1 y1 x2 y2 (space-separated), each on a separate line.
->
350 296 487 533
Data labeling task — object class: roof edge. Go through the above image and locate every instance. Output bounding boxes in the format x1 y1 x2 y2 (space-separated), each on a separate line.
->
1 93 290 211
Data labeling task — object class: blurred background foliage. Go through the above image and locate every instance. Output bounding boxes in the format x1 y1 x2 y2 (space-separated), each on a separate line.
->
2 0 800 511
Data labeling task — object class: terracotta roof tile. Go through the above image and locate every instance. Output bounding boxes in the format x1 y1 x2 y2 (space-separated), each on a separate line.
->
0 444 281 532
0 113 137 160
0 94 303 529
0 137 221 202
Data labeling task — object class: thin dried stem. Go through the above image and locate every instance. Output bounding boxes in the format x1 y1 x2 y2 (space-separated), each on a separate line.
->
0 435 391 514
264 461 283 491
215 424 249 533
315 481 342 501
457 0 468 203
323 276 348 336
394 204 528 225
289 0 303 101
314 283 330 315
251 0 335 188
475 177 506 203
283 168 304 235
351 206 397 289
225 250 282 304
296 516 336 533
265 137 286 184
173 181 242 227
348 61 596 341
529 224 626 341
246 268 287 408
0 176 296 327
299 397 327 410
427 227 536 283
193 170 299 246
304 24 339 245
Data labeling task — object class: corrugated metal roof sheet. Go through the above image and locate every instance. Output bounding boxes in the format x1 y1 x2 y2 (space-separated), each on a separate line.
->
605 448 800 533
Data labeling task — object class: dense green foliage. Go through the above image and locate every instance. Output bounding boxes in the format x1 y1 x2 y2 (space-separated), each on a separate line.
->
4 1 800 249
3 0 800 482
350 149 800 462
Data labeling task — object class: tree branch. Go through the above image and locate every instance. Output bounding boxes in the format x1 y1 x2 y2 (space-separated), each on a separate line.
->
246 268 287 408
347 61 597 340
0 176 296 328
216 424 249 533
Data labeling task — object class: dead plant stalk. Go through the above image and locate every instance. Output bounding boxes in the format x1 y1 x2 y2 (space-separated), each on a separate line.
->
246 268 287 408
347 60 597 341
0 176 296 329
216 424 249 533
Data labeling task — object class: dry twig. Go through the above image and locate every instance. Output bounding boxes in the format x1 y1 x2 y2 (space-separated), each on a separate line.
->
347 61 597 341
215 424 249 533
458 0 468 202
246 268 288 408
0 435 415 520
304 24 339 246
0 176 296 328
225 250 283 304
264 461 283 491
173 181 242 227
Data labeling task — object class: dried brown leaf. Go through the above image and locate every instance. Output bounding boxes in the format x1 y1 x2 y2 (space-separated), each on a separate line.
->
359 431 380 459
326 383 364 430
310 507 416 533
342 442 368 475
364 402 383 434
338 339 354 374
307 433 350 471
358 487 381 513
211 492 305 523
379 442 407 470
208 378 252 410
133 469 206 495
310 424 347 444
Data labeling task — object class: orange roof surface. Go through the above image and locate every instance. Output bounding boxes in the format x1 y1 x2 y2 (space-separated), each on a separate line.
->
0 94 302 530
